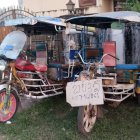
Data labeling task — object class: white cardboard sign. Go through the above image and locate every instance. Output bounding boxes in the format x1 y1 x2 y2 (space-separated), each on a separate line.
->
66 79 104 107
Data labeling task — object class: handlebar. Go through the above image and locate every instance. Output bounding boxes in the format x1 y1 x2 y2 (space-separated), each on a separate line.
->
77 51 119 65
78 51 90 65
98 53 119 64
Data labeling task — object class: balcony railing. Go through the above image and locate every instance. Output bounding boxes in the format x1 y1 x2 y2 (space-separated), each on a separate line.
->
34 8 87 19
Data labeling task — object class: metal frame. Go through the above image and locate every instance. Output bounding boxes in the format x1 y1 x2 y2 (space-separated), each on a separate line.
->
98 76 135 102
103 83 135 102
16 71 64 99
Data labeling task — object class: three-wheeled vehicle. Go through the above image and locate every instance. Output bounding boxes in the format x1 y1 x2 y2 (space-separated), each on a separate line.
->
0 16 66 122
65 11 140 135
0 11 140 136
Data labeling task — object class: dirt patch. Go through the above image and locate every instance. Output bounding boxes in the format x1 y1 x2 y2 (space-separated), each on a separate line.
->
0 134 7 140
18 96 39 112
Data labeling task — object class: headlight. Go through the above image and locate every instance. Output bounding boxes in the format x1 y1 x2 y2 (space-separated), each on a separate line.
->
0 60 7 71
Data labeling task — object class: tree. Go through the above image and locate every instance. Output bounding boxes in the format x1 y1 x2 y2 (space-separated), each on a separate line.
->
124 0 140 12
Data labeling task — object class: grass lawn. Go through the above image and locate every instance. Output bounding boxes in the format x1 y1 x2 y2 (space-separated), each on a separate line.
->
0 94 140 140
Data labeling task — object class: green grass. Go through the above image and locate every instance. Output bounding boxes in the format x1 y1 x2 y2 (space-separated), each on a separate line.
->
0 95 140 140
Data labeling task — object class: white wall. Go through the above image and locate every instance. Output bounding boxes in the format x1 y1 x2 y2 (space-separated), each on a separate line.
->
23 0 70 11
22 0 114 17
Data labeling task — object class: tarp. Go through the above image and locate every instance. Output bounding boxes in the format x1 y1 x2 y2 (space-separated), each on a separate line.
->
92 11 140 22
0 16 65 35
0 16 65 27
66 11 140 28
36 16 65 27
4 17 37 26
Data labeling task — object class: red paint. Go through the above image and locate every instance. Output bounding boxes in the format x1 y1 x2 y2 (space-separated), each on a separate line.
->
16 58 47 72
103 41 116 67
0 92 17 122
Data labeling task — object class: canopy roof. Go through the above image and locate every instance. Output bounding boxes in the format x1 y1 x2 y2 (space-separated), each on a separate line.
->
66 11 140 28
0 16 65 35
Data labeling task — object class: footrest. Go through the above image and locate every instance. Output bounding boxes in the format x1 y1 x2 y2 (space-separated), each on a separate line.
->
103 83 135 102
103 83 135 89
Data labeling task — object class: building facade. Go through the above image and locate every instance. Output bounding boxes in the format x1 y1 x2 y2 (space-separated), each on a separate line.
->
19 0 114 17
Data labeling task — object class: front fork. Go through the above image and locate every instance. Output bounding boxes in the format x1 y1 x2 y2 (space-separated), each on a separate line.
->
2 66 13 109
3 85 11 109
0 62 14 110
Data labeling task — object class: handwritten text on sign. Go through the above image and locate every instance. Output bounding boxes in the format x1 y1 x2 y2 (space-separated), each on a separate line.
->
66 79 104 107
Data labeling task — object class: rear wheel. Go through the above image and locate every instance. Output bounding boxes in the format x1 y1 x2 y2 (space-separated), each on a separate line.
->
0 89 19 122
77 105 97 135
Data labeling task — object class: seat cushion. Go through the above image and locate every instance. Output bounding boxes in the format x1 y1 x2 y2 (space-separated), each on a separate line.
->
16 59 47 72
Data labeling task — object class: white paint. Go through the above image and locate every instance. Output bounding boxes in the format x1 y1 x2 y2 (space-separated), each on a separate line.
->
6 121 12 124
96 0 103 7
66 79 104 107
111 29 125 64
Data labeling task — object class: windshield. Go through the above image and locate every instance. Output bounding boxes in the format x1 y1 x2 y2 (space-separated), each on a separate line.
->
0 31 27 60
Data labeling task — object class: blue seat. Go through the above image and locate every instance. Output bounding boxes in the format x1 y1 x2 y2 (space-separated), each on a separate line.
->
69 50 79 60
48 63 62 68
116 64 140 70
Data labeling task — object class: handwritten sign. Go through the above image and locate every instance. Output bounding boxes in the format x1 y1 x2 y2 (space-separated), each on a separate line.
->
66 79 104 107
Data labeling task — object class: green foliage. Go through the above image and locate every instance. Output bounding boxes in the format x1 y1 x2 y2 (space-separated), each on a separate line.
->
0 95 140 140
125 0 140 12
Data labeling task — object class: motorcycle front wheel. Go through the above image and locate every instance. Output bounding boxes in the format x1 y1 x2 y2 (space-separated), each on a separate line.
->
77 105 97 135
0 89 19 122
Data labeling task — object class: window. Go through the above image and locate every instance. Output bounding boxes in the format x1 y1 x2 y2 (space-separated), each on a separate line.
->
79 0 96 7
